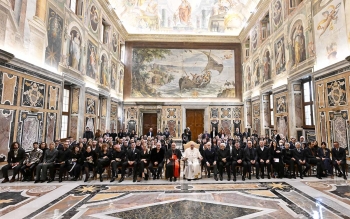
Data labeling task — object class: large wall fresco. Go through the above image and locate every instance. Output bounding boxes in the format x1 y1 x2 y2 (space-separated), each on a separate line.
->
131 48 236 98
45 8 63 68
113 0 259 35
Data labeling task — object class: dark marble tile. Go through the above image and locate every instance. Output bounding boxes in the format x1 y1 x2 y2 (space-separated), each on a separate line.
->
0 191 28 209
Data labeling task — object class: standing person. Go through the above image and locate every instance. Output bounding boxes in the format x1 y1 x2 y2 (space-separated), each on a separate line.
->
35 142 57 183
21 142 42 181
183 142 202 181
149 142 165 180
211 127 218 139
147 128 154 138
83 127 94 140
1 142 25 183
182 129 189 145
331 141 347 180
163 128 170 139
165 143 182 182
186 127 192 141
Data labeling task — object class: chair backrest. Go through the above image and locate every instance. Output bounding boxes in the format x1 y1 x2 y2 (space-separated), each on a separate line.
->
183 141 200 151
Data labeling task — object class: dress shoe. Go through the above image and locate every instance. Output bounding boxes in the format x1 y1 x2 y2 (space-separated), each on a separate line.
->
233 177 236 182
300 176 303 179
100 176 103 182
10 178 15 183
261 175 264 179
219 175 223 181
110 177 115 182
187 179 191 181
267 175 271 179
338 173 343 177
344 175 347 180
133 178 136 182
256 176 260 179
170 177 173 182
214 176 218 181
41 180 45 183
34 180 40 183
153 174 156 180
47 179 53 183
316 175 322 179
227 177 231 181
118 176 125 183
157 174 160 179
248 175 251 180
174 177 177 182
59 178 63 183
1 178 9 183
242 177 245 181
145 174 148 180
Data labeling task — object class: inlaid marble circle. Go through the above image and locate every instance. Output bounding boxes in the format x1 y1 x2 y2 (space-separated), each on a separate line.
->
305 182 331 189
28 186 57 194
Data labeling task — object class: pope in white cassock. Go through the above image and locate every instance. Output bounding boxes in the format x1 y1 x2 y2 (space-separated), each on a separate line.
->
183 142 203 180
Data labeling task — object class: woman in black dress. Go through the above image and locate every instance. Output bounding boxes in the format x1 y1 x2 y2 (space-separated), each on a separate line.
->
270 141 283 178
69 145 82 181
96 143 110 182
82 146 97 182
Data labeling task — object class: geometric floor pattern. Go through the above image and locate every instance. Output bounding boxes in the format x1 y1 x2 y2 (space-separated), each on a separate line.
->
1 179 350 218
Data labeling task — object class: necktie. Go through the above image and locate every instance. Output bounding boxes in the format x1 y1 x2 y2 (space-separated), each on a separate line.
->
298 149 300 152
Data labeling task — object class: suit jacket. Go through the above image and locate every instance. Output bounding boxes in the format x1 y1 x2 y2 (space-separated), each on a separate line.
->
217 148 230 162
282 148 294 162
109 150 126 162
292 148 306 161
202 133 210 139
203 148 217 164
56 148 72 163
331 147 346 162
318 148 331 159
210 131 218 139
304 147 318 161
83 131 94 140
7 148 26 164
243 147 257 162
257 146 271 160
126 148 140 162
163 131 170 139
226 144 235 161
150 148 165 163
232 147 244 162
147 131 154 137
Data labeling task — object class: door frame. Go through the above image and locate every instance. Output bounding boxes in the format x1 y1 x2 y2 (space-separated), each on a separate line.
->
139 109 161 136
182 105 210 134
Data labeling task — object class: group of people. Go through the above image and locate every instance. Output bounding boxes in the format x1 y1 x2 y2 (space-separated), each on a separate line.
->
194 128 348 181
1 127 348 184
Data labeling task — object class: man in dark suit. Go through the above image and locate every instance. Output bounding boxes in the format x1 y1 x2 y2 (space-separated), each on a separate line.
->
272 130 280 143
243 141 259 179
147 128 154 137
122 142 140 182
289 137 296 149
165 143 182 182
210 127 218 139
163 128 170 139
232 141 245 181
234 128 242 139
149 142 165 179
282 143 296 178
156 129 163 136
331 141 347 180
304 141 323 179
109 144 126 182
292 142 310 179
83 127 94 140
203 142 218 181
103 130 111 138
111 129 117 141
54 139 63 151
217 143 231 181
1 142 25 183
117 129 123 138
256 140 271 179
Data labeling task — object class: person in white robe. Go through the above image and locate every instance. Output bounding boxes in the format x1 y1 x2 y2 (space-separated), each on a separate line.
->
183 142 202 180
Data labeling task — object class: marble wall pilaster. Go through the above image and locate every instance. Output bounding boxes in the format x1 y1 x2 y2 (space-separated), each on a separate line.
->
261 93 270 135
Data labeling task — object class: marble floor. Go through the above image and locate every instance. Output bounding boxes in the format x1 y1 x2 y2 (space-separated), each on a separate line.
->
0 176 349 219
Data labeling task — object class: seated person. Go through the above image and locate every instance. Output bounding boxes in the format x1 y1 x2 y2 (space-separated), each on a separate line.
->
35 142 58 183
203 142 218 181
217 143 231 181
165 143 182 182
68 145 82 181
121 142 140 183
139 142 150 181
1 142 25 183
149 142 165 180
96 143 110 182
243 141 259 180
54 141 71 182
304 141 323 179
318 142 332 177
256 140 271 179
331 141 347 180
282 142 295 179
21 142 42 181
292 142 310 179
270 141 283 179
82 146 97 182
232 141 244 181
183 142 202 181
109 144 126 182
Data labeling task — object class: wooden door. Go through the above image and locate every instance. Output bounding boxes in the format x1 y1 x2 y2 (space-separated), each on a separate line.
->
186 109 204 141
143 113 157 136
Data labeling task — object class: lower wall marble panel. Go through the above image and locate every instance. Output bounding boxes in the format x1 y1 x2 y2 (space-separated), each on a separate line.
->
17 111 44 151
0 109 16 156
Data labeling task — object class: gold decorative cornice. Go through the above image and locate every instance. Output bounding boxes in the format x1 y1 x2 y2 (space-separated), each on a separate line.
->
125 34 241 43
239 0 271 42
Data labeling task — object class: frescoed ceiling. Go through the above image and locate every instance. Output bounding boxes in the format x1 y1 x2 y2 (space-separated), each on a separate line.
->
108 0 260 36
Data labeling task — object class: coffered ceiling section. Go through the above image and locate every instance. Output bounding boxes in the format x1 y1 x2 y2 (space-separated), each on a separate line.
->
109 0 260 36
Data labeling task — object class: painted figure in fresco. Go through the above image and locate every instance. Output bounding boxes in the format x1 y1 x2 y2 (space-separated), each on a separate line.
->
112 32 118 53
275 39 285 74
87 43 97 79
317 3 340 38
111 63 116 90
246 67 251 90
263 50 270 81
101 55 109 87
68 30 81 70
119 67 124 94
292 24 306 67
253 60 259 86
326 42 337 61
177 0 191 25
45 9 63 67
213 0 234 15
90 5 99 32
273 0 282 26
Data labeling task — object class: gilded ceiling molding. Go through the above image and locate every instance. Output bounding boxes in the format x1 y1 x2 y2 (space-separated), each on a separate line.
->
239 0 271 42
126 34 241 43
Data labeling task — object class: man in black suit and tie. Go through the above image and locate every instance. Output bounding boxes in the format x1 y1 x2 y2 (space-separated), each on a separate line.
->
203 142 218 181
234 128 242 139
163 128 170 139
232 141 245 181
217 143 231 181
243 141 259 179
147 128 154 137
304 141 323 179
122 142 140 182
256 140 271 179
109 144 126 182
292 142 310 179
331 141 347 180
210 127 218 139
